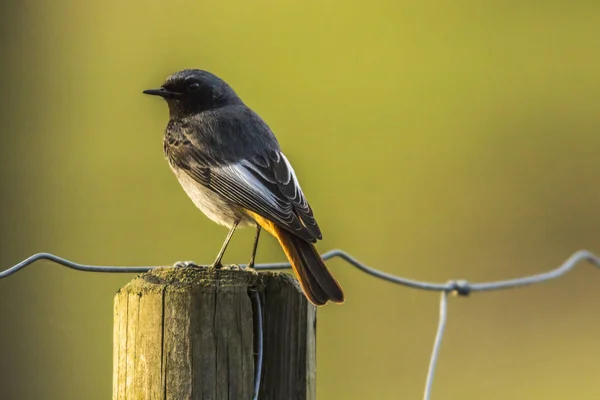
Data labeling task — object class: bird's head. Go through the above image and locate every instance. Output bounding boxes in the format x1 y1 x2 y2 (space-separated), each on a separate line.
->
143 69 242 117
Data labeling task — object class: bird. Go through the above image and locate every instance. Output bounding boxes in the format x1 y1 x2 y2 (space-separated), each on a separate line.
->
143 69 344 306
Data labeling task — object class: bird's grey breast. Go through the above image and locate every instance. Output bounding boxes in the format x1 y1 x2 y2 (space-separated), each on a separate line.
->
163 119 248 228
169 165 246 228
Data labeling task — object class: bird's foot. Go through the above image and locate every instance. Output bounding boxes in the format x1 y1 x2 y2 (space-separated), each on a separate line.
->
173 260 199 268
211 263 244 271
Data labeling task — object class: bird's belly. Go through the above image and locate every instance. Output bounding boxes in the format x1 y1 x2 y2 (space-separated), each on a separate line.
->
171 167 252 228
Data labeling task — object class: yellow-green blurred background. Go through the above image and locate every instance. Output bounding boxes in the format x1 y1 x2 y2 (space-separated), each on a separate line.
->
1 1 600 399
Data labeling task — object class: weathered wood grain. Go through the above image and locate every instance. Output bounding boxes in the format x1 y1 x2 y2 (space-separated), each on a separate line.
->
260 272 317 400
113 266 316 400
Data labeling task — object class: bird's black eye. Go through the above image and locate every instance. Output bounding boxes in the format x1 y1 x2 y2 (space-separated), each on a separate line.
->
187 82 201 92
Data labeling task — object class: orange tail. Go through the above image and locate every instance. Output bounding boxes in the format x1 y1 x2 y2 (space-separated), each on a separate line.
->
250 214 345 306
275 228 345 306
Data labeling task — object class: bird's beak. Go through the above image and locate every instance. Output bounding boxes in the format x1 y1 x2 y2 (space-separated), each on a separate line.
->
143 88 177 98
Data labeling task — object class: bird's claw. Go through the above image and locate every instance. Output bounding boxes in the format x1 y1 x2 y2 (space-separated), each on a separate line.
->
173 260 199 268
211 263 244 271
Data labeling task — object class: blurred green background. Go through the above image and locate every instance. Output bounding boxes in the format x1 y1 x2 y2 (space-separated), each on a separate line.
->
1 1 600 399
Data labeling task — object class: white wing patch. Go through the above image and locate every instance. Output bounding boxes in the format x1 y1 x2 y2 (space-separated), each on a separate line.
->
240 159 277 184
280 153 306 205
241 153 305 201
219 163 281 205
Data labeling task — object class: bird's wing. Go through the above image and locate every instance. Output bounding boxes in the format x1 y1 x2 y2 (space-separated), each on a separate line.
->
241 150 322 240
168 142 321 242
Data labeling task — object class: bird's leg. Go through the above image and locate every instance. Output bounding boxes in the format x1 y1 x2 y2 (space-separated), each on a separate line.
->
212 218 240 268
247 224 262 269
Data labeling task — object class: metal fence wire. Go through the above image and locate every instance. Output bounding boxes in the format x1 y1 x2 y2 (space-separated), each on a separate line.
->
1 249 599 400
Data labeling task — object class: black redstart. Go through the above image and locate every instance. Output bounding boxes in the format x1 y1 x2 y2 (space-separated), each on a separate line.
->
143 69 344 306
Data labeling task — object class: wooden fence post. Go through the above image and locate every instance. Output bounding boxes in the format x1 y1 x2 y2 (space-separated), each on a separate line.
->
113 265 316 400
